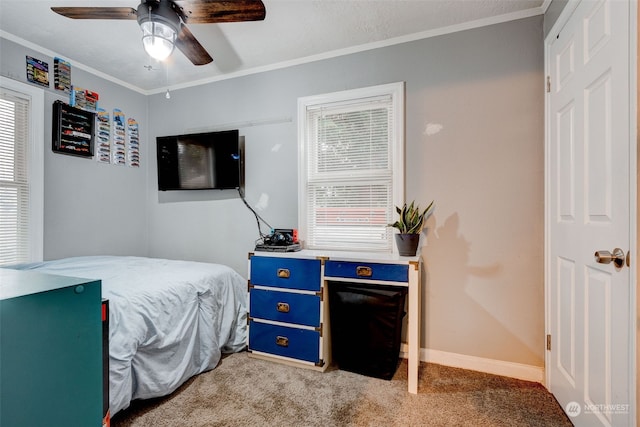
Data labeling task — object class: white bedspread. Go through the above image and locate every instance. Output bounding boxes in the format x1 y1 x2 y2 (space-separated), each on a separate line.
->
10 256 248 415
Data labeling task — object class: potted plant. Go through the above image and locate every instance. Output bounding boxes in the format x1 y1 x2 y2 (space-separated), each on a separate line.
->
389 200 434 256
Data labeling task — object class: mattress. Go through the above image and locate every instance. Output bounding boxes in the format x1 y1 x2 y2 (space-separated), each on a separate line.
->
10 256 248 415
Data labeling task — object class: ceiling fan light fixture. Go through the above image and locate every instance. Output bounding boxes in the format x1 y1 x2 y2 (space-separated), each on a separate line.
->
137 1 180 61
141 20 175 60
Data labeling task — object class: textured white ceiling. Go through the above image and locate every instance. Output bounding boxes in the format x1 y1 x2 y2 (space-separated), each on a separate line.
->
0 0 545 93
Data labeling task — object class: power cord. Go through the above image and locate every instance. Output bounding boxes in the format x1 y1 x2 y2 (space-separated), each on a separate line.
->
238 187 273 241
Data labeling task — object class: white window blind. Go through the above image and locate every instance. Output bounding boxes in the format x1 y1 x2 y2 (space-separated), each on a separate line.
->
0 90 30 265
299 83 404 252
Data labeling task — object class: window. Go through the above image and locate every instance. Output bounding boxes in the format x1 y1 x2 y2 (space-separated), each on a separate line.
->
298 82 404 252
0 78 44 266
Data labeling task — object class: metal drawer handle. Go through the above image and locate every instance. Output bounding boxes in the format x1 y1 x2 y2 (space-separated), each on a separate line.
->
356 266 372 277
276 302 290 313
277 268 290 279
275 336 289 347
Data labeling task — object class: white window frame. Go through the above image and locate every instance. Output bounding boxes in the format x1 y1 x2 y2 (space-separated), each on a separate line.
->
0 77 44 264
297 82 405 252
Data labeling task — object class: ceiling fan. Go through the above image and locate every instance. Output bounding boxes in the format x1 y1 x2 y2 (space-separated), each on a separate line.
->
51 0 266 65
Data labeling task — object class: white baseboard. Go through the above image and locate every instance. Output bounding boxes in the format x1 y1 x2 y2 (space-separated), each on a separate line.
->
400 344 544 384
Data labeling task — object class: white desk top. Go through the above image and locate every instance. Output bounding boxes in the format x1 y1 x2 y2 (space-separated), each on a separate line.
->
251 249 420 265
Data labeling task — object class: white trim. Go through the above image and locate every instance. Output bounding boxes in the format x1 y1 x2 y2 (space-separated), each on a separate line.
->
627 1 638 424
0 30 147 95
544 2 638 424
543 5 555 397
539 0 553 14
542 0 581 395
400 345 544 384
297 82 404 251
147 7 545 94
0 76 44 263
543 0 580 41
3 6 544 95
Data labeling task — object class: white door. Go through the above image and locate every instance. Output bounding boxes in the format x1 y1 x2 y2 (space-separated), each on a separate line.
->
546 0 635 426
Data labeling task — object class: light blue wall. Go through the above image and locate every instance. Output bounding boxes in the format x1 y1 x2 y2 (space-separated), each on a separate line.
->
147 16 546 366
0 38 149 259
2 14 548 367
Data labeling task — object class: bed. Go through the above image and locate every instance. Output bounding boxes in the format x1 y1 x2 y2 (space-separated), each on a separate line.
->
9 255 248 416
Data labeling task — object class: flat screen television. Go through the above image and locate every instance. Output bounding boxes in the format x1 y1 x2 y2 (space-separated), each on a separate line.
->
156 129 240 191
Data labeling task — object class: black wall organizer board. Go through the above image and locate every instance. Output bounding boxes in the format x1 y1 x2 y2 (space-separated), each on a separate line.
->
52 100 95 158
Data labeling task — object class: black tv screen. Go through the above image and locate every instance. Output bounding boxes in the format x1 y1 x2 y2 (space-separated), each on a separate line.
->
156 129 240 191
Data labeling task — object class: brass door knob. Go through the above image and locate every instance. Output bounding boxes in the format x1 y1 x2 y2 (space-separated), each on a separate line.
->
594 248 625 268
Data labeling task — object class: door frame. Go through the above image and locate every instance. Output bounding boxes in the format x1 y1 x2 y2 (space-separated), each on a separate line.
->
543 0 637 423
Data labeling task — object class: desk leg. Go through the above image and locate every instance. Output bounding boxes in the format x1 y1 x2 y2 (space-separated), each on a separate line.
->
407 262 420 394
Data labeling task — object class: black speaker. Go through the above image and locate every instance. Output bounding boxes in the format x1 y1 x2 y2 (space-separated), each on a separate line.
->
264 231 293 245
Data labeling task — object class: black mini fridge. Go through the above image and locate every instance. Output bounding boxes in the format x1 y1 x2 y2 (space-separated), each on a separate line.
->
328 282 407 380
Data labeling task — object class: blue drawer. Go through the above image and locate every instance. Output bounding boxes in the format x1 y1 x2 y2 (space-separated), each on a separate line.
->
249 321 320 363
324 260 408 282
250 288 320 327
250 256 321 291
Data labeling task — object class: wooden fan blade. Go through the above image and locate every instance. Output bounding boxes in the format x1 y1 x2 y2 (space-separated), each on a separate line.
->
51 7 137 20
175 25 213 65
174 0 265 24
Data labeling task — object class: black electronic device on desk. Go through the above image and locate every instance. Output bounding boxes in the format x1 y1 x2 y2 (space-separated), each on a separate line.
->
255 229 301 252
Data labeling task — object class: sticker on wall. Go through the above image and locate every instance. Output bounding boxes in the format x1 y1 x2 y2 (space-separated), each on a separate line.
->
26 56 49 88
112 109 126 166
127 118 140 168
54 57 71 93
95 108 111 164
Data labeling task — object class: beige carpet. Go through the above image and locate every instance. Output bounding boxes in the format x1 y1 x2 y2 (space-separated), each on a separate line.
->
112 351 573 427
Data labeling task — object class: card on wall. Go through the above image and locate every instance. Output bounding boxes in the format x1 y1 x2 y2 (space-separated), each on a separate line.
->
96 108 111 164
54 57 71 93
70 86 99 112
127 118 140 168
26 56 49 88
112 109 126 165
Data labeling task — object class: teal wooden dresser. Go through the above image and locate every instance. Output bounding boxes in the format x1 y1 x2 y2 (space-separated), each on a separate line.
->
0 268 103 426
